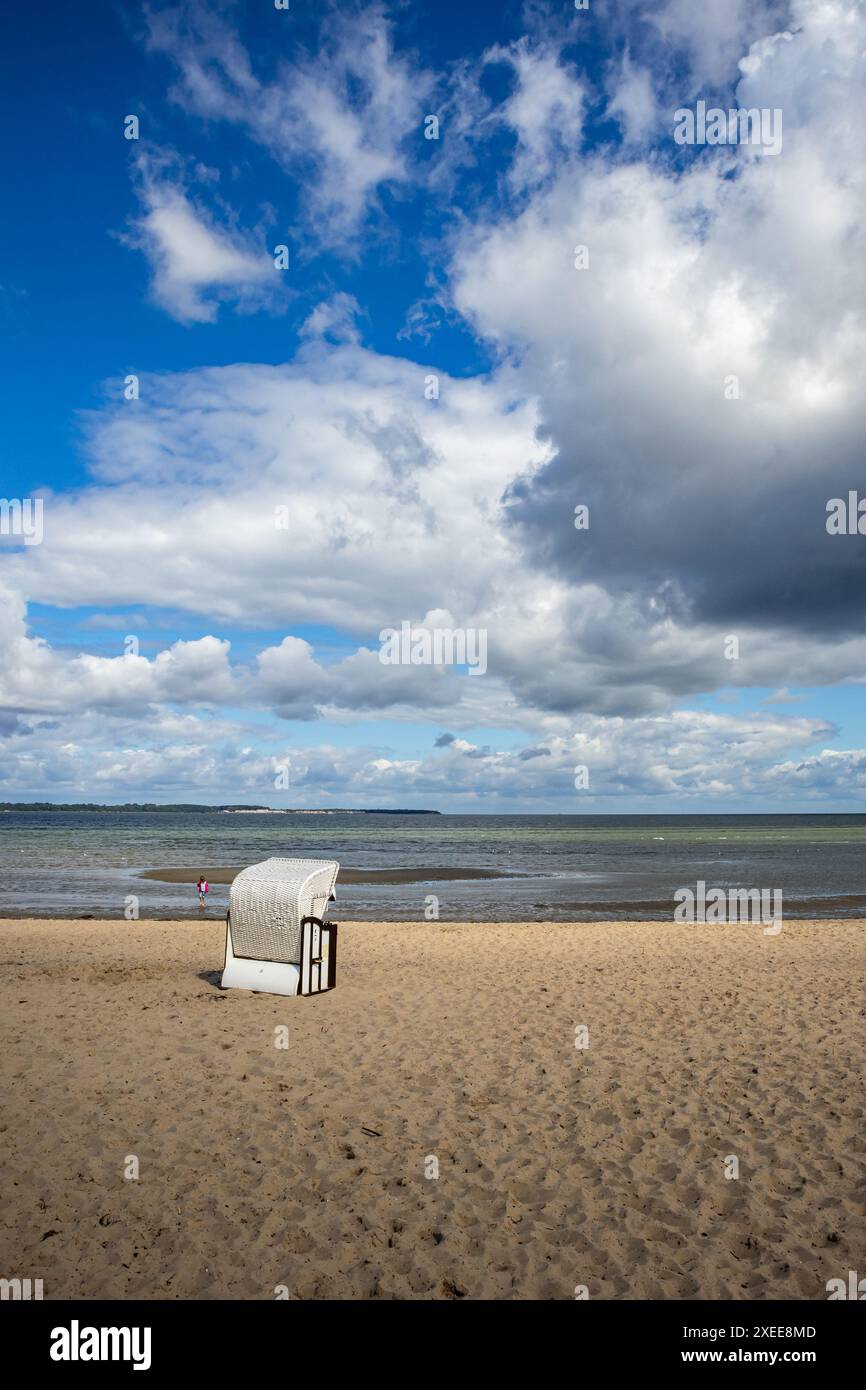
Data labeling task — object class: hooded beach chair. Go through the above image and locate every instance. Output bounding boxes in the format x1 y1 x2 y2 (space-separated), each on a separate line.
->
221 857 339 997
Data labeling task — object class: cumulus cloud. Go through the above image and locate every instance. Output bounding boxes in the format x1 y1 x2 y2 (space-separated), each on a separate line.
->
452 0 866 644
1 554 861 807
11 339 547 635
0 586 237 715
0 686 856 809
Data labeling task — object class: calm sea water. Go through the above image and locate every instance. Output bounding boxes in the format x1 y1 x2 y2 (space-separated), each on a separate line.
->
0 810 865 920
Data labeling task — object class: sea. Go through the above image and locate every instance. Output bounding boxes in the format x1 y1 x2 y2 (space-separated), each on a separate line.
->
0 809 865 921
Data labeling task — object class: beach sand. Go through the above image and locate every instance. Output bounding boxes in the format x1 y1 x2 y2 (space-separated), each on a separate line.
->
1 917 863 1301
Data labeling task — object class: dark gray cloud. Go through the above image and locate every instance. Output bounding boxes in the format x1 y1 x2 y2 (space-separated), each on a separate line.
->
451 4 866 653
504 410 866 637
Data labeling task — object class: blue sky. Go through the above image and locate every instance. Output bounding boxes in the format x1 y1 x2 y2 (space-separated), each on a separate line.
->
1 0 865 810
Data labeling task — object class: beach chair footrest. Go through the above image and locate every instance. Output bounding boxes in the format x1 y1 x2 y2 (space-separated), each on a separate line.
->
221 919 300 995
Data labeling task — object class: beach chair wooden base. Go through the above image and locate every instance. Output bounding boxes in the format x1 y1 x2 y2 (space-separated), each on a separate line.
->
221 914 337 997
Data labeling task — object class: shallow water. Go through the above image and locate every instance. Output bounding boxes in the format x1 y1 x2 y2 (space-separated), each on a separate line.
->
0 810 864 920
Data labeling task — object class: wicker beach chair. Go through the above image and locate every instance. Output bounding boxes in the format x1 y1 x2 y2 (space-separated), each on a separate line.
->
221 857 339 997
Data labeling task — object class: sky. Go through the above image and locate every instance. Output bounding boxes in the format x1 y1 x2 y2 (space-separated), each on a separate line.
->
1 0 865 812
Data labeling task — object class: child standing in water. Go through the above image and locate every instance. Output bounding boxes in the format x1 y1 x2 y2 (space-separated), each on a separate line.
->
196 876 209 909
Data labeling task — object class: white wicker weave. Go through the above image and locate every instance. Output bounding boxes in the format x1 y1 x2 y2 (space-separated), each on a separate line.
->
228 857 339 965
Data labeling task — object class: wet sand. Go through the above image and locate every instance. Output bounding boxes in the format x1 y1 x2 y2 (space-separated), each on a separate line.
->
138 865 525 886
1 916 864 1300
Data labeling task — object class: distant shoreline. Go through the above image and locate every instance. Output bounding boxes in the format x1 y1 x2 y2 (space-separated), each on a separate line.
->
0 803 442 814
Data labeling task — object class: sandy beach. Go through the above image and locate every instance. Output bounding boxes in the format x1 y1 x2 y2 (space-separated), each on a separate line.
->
1 916 864 1301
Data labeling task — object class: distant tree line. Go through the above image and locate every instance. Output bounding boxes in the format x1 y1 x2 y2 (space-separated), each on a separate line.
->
0 802 440 814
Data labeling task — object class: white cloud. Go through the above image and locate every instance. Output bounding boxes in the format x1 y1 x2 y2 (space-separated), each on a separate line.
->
11 337 548 635
0 587 238 714
607 51 658 145
0 682 858 808
125 152 281 322
486 38 585 192
145 2 432 244
636 0 793 92
450 0 866 646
